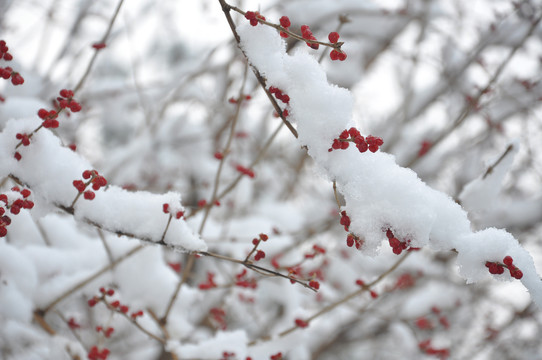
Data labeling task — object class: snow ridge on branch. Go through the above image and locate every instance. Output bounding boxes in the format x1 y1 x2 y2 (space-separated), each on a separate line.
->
236 23 542 307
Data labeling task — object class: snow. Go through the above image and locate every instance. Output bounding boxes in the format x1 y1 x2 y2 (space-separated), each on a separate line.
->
0 117 206 252
167 330 248 359
459 142 518 216
237 21 542 307
0 2 541 359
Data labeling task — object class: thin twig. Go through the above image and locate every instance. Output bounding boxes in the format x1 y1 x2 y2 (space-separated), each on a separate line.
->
482 144 514 180
198 250 316 291
251 251 411 344
160 254 195 324
406 13 542 168
40 245 143 314
198 65 249 234
73 0 125 93
218 0 298 138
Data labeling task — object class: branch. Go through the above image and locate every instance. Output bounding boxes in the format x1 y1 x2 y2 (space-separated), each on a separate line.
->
217 0 298 138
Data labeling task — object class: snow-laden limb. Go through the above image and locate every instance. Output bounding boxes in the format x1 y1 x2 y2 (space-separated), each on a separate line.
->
237 23 542 306
0 117 206 252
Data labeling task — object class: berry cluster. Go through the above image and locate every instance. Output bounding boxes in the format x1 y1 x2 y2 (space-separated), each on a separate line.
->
328 32 347 61
38 108 60 129
88 346 110 360
0 40 24 85
88 288 144 320
295 318 309 328
0 187 34 237
73 170 107 201
235 269 257 289
301 25 319 49
346 233 364 249
235 164 255 178
162 203 184 219
485 255 523 279
304 244 326 259
268 86 290 104
386 228 419 255
355 279 378 298
249 233 268 261
57 89 82 112
339 210 350 231
37 89 82 130
279 16 291 38
270 352 283 360
329 128 384 153
245 11 265 26
386 228 408 255
0 40 13 61
199 272 218 290
339 211 365 250
67 317 80 329
393 273 416 290
418 339 450 360
221 352 235 360
254 249 266 261
210 307 227 330
15 133 31 146
96 325 114 338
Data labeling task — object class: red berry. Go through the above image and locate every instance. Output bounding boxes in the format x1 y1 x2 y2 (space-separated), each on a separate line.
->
309 280 320 289
254 250 266 261
214 152 224 160
69 101 82 112
280 16 291 28
10 73 24 85
346 234 355 247
38 109 49 119
503 256 513 266
328 32 340 43
59 89 74 98
415 317 433 330
511 269 523 279
83 191 95 200
104 327 114 337
92 42 106 50
67 317 80 329
73 180 86 193
295 318 309 328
